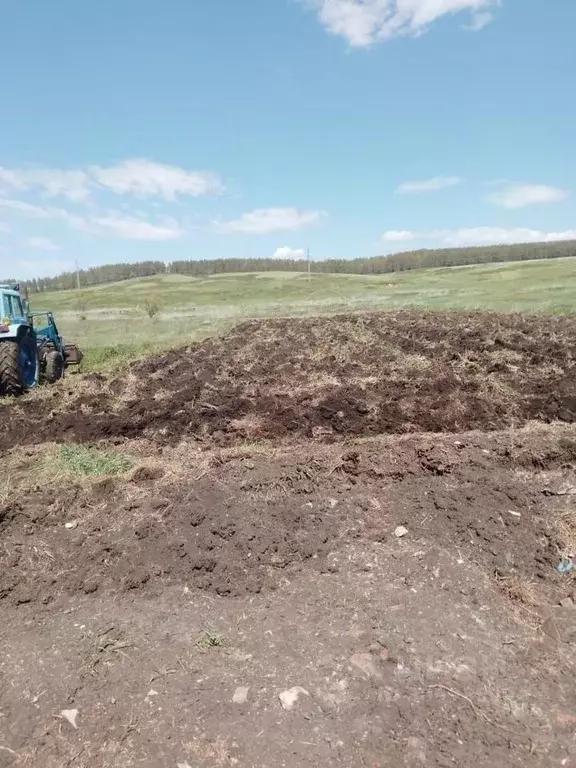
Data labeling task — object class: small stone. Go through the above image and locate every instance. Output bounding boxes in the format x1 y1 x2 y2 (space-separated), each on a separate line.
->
379 648 390 662
147 689 159 697
394 526 408 538
177 763 193 768
60 709 79 729
64 521 78 530
349 652 382 680
233 686 250 704
279 686 309 711
560 597 574 609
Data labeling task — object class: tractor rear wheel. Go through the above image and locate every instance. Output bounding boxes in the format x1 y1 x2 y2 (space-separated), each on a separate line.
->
0 337 39 396
45 350 64 383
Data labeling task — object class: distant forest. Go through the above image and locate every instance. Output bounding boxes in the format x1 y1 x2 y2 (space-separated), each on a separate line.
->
9 239 576 294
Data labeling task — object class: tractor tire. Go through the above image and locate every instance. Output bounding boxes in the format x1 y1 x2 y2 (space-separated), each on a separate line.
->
45 350 64 383
0 342 21 396
0 337 39 396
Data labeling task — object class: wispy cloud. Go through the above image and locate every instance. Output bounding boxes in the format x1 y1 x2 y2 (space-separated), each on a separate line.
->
0 158 223 203
396 176 462 195
383 226 576 247
219 208 326 235
0 167 90 202
90 159 223 200
27 236 61 251
382 230 419 241
85 213 184 241
306 0 499 48
487 183 569 209
1 196 184 241
273 246 307 259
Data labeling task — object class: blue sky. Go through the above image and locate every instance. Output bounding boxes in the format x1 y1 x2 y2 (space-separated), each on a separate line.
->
0 0 574 278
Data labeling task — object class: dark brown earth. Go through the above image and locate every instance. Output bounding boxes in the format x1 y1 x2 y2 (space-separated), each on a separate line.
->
1 310 575 451
1 311 576 768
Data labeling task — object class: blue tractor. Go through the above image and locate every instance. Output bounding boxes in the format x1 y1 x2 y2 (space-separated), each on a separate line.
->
0 284 83 396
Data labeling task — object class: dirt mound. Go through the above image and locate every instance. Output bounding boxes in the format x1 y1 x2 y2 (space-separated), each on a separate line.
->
1 310 575 450
2 427 575 608
0 472 339 604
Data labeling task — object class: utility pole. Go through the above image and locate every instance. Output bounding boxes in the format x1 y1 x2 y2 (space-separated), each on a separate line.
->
307 248 311 283
75 260 81 290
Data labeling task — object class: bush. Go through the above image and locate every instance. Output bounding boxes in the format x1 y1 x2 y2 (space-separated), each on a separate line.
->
143 300 161 319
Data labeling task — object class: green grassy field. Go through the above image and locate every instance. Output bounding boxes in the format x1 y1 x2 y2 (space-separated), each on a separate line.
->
30 257 576 371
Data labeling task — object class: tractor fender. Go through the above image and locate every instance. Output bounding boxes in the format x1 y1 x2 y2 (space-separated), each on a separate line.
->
16 324 34 341
0 323 34 341
0 323 22 341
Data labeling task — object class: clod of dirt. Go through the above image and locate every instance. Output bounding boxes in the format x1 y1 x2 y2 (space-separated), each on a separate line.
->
349 652 384 680
279 686 310 711
233 686 250 704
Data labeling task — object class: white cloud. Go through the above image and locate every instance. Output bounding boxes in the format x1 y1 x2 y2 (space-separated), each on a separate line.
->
396 176 462 195
91 159 223 200
383 230 419 241
0 196 183 241
0 167 90 201
0 198 54 218
27 236 61 251
273 246 307 259
0 198 86 229
382 226 576 247
219 208 326 235
308 0 498 47
83 213 184 241
0 159 222 203
488 183 569 209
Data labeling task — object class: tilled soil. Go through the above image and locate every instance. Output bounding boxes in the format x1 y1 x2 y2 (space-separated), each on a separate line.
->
0 310 575 450
1 426 576 767
1 310 576 767
1 428 575 608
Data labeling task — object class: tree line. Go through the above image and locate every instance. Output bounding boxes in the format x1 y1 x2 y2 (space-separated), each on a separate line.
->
8 239 576 293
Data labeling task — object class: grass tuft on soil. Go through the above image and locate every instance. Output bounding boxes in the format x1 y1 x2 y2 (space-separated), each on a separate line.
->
196 631 226 649
52 444 133 477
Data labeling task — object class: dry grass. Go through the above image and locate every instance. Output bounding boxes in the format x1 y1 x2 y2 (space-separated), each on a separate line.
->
497 575 542 608
0 476 13 505
552 505 576 557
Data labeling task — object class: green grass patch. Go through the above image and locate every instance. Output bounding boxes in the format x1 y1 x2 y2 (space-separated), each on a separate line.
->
53 445 133 476
80 342 166 373
196 631 226 649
